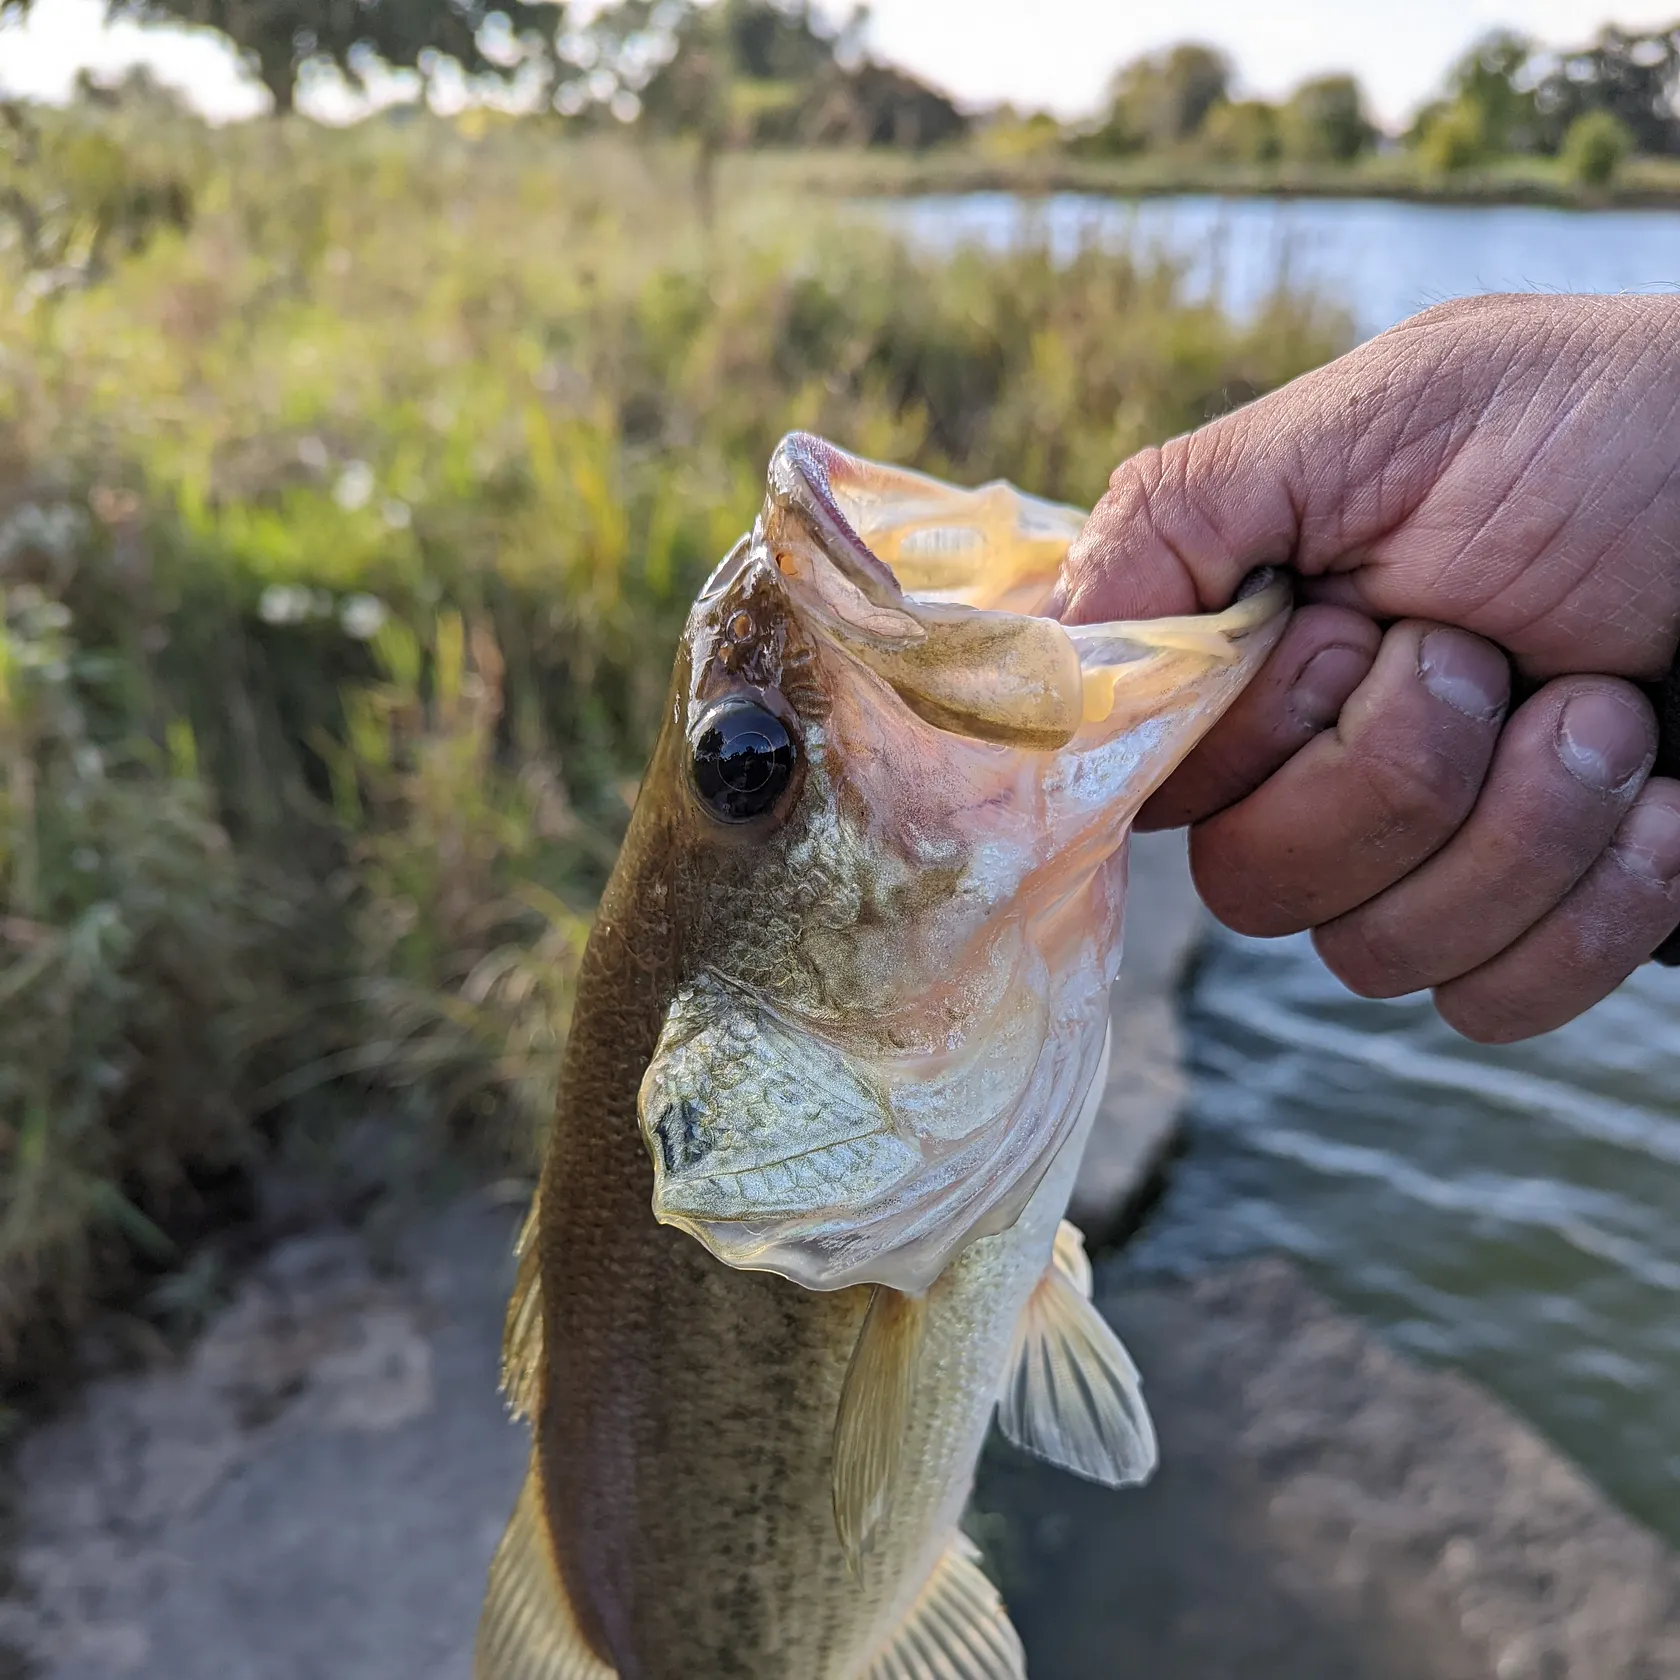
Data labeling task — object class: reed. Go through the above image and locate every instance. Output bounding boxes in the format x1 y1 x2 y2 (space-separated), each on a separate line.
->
0 102 1347 1375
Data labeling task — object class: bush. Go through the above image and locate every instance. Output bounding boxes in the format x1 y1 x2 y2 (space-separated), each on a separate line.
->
0 563 268 1363
1561 109 1633 186
1197 100 1281 165
1415 100 1489 174
1278 75 1376 164
0 110 1348 1374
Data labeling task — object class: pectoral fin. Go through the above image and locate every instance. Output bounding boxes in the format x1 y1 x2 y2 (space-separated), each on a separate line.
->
833 1285 927 1570
996 1220 1158 1487
475 1458 616 1680
864 1532 1026 1680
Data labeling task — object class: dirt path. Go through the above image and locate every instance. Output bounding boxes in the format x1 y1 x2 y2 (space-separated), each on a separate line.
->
0 1200 527 1680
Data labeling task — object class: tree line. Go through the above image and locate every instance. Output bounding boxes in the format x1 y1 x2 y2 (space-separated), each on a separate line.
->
0 0 968 144
4 0 1680 182
1041 24 1680 183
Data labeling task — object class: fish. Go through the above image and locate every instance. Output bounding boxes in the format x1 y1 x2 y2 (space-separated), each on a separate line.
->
475 432 1289 1680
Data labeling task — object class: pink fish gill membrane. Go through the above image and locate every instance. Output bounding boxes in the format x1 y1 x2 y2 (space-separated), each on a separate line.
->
643 433 1290 1295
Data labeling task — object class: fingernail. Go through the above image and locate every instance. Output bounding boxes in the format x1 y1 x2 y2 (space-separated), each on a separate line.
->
1288 644 1370 730
1418 629 1508 720
1615 792 1680 882
1556 692 1652 792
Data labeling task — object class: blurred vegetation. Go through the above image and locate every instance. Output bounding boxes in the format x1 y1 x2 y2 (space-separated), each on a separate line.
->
1072 20 1680 190
10 0 1680 203
1057 19 1680 192
0 89 1345 1378
1560 109 1635 187
550 0 965 152
2 0 564 116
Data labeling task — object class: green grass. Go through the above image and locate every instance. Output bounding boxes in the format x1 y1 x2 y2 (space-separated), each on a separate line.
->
0 105 1348 1380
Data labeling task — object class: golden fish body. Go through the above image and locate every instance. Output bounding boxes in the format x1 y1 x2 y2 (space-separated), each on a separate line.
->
477 435 1289 1680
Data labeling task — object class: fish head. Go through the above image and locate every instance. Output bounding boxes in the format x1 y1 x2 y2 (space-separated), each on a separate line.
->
636 432 1288 1293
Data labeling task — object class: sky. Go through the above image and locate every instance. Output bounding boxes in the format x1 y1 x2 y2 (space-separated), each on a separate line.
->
4 0 1680 127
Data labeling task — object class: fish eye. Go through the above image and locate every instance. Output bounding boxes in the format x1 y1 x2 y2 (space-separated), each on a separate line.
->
691 701 799 824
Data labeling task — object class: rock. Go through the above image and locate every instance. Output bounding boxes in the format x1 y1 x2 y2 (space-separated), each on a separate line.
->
972 1256 1680 1680
1069 828 1208 1241
0 1201 527 1680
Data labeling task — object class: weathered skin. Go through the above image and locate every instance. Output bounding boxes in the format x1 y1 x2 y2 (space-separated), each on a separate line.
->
496 435 1289 1680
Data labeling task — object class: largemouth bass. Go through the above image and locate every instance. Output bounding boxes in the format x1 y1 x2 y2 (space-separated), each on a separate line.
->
477 433 1288 1680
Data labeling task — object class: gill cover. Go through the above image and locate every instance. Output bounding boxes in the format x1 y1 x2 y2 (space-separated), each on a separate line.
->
640 433 1289 1294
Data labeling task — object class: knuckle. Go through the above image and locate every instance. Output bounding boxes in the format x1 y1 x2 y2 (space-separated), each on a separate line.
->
1432 985 1532 1046
1188 835 1304 939
1401 294 1505 333
1356 735 1479 840
1313 915 1424 999
1104 442 1167 502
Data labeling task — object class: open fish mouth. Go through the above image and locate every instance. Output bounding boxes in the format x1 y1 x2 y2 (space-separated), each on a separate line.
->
642 434 1291 1294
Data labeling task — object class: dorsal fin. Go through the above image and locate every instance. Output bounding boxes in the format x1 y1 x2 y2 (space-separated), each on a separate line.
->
833 1286 927 1571
864 1533 1026 1680
995 1220 1158 1488
500 1202 544 1422
475 1457 616 1680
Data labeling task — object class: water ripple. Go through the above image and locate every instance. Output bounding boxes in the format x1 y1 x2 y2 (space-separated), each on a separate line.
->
1132 928 1680 1542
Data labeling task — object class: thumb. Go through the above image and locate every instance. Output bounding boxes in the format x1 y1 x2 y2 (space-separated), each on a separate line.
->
1055 305 1482 626
1056 414 1304 624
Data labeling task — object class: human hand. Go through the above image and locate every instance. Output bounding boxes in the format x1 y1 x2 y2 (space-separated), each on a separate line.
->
1058 293 1680 1042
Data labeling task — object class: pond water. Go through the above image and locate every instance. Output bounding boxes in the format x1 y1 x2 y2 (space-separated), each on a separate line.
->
881 192 1680 1549
874 190 1680 337
1134 932 1680 1545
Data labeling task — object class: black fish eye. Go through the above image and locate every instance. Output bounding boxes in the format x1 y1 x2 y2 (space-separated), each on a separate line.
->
691 701 799 824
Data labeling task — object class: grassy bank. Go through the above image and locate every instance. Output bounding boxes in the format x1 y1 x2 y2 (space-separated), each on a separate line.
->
737 144 1680 209
0 107 1347 1388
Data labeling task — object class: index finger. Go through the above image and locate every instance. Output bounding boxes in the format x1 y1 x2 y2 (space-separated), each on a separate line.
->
1137 604 1380 830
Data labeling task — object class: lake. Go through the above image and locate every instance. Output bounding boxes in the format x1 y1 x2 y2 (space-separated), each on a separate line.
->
874 190 1680 337
882 192 1680 1546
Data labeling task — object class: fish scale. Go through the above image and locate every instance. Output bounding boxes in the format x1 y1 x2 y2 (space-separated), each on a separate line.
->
475 434 1289 1679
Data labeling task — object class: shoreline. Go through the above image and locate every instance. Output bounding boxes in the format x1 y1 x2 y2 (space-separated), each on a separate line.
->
732 147 1680 212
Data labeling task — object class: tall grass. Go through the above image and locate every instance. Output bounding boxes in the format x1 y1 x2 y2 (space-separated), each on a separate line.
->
0 103 1348 1376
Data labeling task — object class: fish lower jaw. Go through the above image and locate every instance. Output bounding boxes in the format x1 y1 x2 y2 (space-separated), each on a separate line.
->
651 1130 919 1223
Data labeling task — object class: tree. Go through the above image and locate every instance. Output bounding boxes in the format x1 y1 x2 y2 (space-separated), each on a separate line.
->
1561 108 1633 184
1278 73 1375 162
1196 98 1280 165
1532 25 1680 155
718 0 845 84
2 0 566 117
561 0 962 152
1095 42 1231 153
1441 29 1542 155
1415 99 1488 174
799 60 965 149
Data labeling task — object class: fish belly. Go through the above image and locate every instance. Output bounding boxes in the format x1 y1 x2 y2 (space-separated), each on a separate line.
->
534 1104 1082 1680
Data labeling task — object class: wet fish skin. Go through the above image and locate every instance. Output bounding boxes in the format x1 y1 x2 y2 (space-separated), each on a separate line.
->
477 434 1290 1680
524 619 1064 1677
